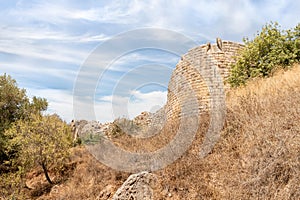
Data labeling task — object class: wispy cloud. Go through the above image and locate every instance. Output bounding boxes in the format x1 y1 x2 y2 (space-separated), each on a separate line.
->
7 1 141 25
25 88 74 121
94 90 167 122
1 0 300 122
0 27 109 43
0 26 109 64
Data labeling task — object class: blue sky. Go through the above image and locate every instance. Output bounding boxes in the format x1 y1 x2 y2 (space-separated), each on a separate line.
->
1 0 300 122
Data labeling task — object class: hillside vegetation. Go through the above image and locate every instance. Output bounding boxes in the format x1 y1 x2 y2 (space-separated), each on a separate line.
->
8 64 298 200
1 22 300 199
0 74 72 199
229 22 300 86
155 64 300 199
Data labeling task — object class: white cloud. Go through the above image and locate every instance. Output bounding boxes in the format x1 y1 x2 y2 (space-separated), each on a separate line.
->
0 26 109 65
2 0 300 123
8 1 140 25
94 90 167 122
0 38 88 64
127 90 167 118
108 51 179 72
26 88 74 122
0 27 109 43
0 61 77 81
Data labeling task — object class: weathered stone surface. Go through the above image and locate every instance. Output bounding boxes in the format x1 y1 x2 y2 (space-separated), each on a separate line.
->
163 40 243 120
80 121 101 134
127 41 244 128
112 171 157 200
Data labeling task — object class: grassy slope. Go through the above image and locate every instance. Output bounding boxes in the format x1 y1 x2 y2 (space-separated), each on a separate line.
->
11 64 300 200
155 64 300 199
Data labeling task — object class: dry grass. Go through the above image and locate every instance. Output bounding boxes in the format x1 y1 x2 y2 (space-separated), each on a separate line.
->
110 118 181 153
154 64 300 199
3 64 300 199
32 147 129 200
0 147 129 200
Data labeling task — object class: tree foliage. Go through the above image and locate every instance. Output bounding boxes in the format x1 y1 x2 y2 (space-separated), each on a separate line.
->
0 74 73 198
0 74 28 135
229 22 300 87
4 113 72 184
0 74 48 164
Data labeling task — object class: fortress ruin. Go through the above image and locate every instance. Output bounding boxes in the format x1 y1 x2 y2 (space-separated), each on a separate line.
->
151 40 244 126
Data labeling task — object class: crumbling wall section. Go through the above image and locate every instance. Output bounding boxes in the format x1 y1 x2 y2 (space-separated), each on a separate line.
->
164 41 244 120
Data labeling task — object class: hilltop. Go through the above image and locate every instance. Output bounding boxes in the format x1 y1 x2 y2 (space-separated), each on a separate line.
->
1 22 300 199
19 64 300 200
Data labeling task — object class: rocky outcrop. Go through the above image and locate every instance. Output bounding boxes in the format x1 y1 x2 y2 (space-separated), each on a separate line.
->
112 171 157 200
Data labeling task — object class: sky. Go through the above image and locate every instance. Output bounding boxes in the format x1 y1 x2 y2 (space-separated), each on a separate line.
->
1 0 300 123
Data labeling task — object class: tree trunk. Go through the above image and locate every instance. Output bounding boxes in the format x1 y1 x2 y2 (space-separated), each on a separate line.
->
41 162 53 184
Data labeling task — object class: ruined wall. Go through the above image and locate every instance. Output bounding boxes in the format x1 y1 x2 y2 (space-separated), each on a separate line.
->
74 41 244 140
164 40 244 120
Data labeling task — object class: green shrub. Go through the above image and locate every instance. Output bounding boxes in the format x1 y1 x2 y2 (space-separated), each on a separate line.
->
0 74 48 166
229 22 300 87
81 133 103 145
5 113 72 184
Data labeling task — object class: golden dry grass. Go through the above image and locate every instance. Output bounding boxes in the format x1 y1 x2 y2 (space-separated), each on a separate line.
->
32 147 129 200
154 64 300 199
110 118 181 153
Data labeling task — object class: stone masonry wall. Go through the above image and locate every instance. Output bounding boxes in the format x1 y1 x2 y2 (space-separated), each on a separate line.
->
74 41 244 140
163 40 244 120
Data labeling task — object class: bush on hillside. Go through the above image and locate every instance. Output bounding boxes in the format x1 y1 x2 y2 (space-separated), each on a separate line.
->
5 113 72 185
0 74 48 165
229 22 300 87
0 74 72 198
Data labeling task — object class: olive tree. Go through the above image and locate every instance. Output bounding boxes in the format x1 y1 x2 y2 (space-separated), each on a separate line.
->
0 73 48 165
5 114 72 184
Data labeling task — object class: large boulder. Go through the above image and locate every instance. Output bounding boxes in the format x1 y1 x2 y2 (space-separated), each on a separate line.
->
112 171 157 200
